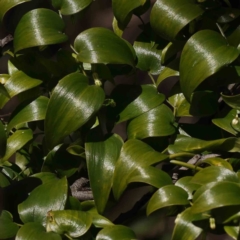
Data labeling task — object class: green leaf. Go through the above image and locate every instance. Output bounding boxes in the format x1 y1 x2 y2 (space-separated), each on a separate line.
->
107 84 165 124
0 172 10 187
113 139 168 200
15 222 61 240
171 207 208 240
127 104 176 139
46 210 92 238
14 8 68 53
150 0 204 41
85 133 123 213
0 120 6 157
147 185 189 215
0 210 19 239
45 73 105 149
222 93 240 110
134 41 162 75
52 0 92 15
212 108 238 135
168 134 240 154
224 226 239 240
18 177 68 225
0 0 30 23
74 27 136 66
4 71 42 98
190 166 239 185
32 172 59 184
180 30 239 101
191 181 240 213
96 225 137 240
7 96 49 131
202 157 233 170
0 129 32 165
112 0 147 27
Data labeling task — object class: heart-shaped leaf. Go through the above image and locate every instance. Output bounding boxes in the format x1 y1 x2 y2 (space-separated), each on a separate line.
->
45 73 105 149
127 104 176 139
7 96 49 131
46 210 92 238
85 133 123 213
15 222 61 240
18 177 68 225
180 30 239 101
74 27 136 66
14 8 68 53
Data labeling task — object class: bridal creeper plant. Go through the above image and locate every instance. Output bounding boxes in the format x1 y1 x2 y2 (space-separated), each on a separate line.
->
1 0 240 239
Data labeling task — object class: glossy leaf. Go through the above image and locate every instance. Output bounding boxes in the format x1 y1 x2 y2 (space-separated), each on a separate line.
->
168 134 240 154
0 129 32 165
18 177 68 225
171 207 208 240
113 139 168 200
74 27 136 66
108 84 165 124
0 120 6 157
4 71 42 98
150 0 204 41
180 30 239 101
52 0 92 15
15 222 61 240
203 157 233 170
45 73 105 149
127 104 176 139
32 172 59 184
96 225 136 240
0 0 30 23
190 166 239 185
46 210 92 238
112 0 147 27
85 133 123 213
7 96 49 131
191 181 240 213
14 8 68 53
0 210 19 239
147 185 189 215
222 93 240 110
134 41 162 75
224 226 239 240
212 108 238 135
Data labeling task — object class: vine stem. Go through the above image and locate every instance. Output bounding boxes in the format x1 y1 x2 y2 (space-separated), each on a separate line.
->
170 160 203 171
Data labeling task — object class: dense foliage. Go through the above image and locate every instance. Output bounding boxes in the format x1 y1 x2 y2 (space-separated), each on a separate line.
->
1 0 240 239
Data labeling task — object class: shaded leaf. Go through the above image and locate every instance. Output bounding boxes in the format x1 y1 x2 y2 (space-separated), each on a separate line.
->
85 133 123 213
180 30 239 101
16 222 61 240
0 210 19 239
32 172 59 184
147 185 189 215
222 93 240 110
0 129 32 165
46 210 92 238
0 120 7 157
14 8 68 53
0 172 10 187
45 73 105 149
52 0 92 15
96 225 136 240
7 96 49 131
18 177 68 225
127 104 176 139
150 0 204 41
113 139 168 200
74 27 136 66
190 166 239 185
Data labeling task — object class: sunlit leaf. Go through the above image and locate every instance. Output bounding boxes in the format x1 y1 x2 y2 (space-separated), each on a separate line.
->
202 157 233 170
0 210 19 239
14 8 68 53
74 27 136 66
18 177 68 225
224 226 239 240
127 104 176 139
16 222 61 240
150 0 204 41
45 73 105 149
46 210 92 238
85 133 123 213
180 30 239 101
147 185 189 215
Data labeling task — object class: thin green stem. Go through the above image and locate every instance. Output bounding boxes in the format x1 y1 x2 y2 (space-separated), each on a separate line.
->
169 152 195 160
170 160 203 171
148 72 156 86
65 234 73 240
